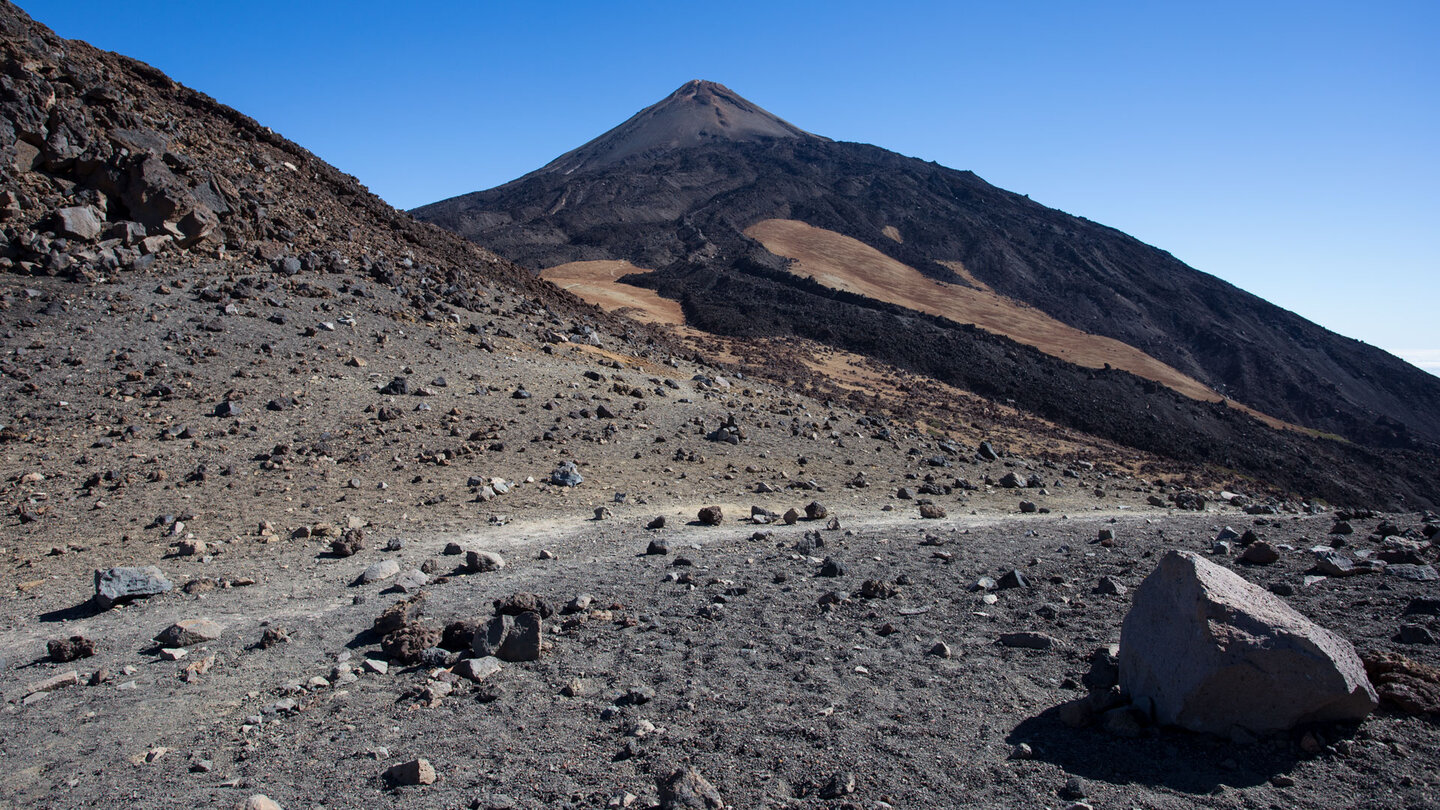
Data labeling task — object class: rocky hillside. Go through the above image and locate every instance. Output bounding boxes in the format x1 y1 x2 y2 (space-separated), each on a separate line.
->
0 0 590 320
415 83 1440 508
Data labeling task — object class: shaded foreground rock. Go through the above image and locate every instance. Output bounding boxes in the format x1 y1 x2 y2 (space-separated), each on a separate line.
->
1120 550 1377 736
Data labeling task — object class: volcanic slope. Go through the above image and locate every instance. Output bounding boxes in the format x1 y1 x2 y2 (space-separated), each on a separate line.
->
416 81 1440 505
4 9 1440 810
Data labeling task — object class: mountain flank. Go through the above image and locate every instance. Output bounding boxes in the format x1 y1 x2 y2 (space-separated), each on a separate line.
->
416 82 1440 508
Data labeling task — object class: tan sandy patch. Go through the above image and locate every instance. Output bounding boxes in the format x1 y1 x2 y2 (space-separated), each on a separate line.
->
937 259 991 292
542 260 685 326
746 218 1292 430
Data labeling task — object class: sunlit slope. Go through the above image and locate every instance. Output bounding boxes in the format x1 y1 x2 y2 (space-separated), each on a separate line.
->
541 260 684 326
746 218 1290 429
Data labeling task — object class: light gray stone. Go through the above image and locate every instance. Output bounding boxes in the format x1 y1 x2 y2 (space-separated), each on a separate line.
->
1119 550 1377 736
360 559 401 583
94 566 172 609
395 569 428 592
455 656 503 682
658 766 723 809
465 550 505 573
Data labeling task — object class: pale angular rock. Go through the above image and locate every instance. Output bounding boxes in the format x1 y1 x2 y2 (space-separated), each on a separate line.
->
465 550 505 573
154 618 222 647
360 559 401 583
52 206 102 240
454 656 502 682
27 669 79 696
394 569 428 592
1120 550 1377 736
237 796 282 810
1312 548 1383 577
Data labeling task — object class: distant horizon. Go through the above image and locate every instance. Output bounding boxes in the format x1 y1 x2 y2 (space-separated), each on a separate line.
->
18 1 1439 377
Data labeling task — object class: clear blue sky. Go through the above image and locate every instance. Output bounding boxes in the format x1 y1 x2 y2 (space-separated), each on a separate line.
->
22 1 1439 373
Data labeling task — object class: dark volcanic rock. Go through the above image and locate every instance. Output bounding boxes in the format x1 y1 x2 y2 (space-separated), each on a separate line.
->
549 461 583 487
381 623 441 665
373 595 426 635
473 612 542 662
48 635 97 662
493 592 554 619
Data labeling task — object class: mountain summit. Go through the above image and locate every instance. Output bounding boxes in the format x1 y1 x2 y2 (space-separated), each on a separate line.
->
537 80 822 176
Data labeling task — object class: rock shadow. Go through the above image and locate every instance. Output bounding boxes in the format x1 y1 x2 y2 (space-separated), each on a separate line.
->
345 628 381 651
38 598 105 623
1005 704 1328 794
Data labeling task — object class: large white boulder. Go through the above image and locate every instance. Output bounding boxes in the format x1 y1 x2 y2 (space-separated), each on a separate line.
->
1120 550 1377 736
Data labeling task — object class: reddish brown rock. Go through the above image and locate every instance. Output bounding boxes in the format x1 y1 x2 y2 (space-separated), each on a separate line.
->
1363 651 1440 717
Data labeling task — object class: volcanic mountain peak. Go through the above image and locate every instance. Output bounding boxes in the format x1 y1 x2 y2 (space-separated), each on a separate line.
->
538 79 824 176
